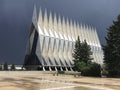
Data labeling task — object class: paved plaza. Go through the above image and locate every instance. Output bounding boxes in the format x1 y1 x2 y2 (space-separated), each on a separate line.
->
0 71 119 90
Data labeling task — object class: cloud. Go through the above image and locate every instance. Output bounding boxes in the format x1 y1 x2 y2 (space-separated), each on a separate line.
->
0 0 120 64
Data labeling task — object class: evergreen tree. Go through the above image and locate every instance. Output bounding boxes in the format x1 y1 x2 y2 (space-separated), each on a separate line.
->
4 62 8 70
0 65 2 71
80 40 93 64
11 64 15 71
73 36 93 71
72 36 81 71
73 36 101 76
103 15 120 76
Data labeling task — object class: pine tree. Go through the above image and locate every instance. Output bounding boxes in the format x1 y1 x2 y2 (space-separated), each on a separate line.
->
73 36 93 71
103 15 120 76
73 36 81 61
4 62 8 70
72 36 81 71
80 40 93 64
11 64 15 71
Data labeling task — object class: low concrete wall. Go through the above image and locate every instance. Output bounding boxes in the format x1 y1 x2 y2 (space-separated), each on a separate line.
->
0 71 81 77
0 71 56 75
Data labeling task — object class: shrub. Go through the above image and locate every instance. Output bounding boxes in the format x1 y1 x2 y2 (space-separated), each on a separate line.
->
81 62 101 77
73 61 86 72
58 71 65 74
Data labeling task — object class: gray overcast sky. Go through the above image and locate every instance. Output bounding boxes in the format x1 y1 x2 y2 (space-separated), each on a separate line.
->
0 0 120 64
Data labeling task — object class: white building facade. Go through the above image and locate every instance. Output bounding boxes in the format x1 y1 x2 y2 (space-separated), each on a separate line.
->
24 7 103 71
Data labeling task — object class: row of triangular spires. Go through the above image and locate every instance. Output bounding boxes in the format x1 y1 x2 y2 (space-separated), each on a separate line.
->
31 6 103 66
33 6 101 47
